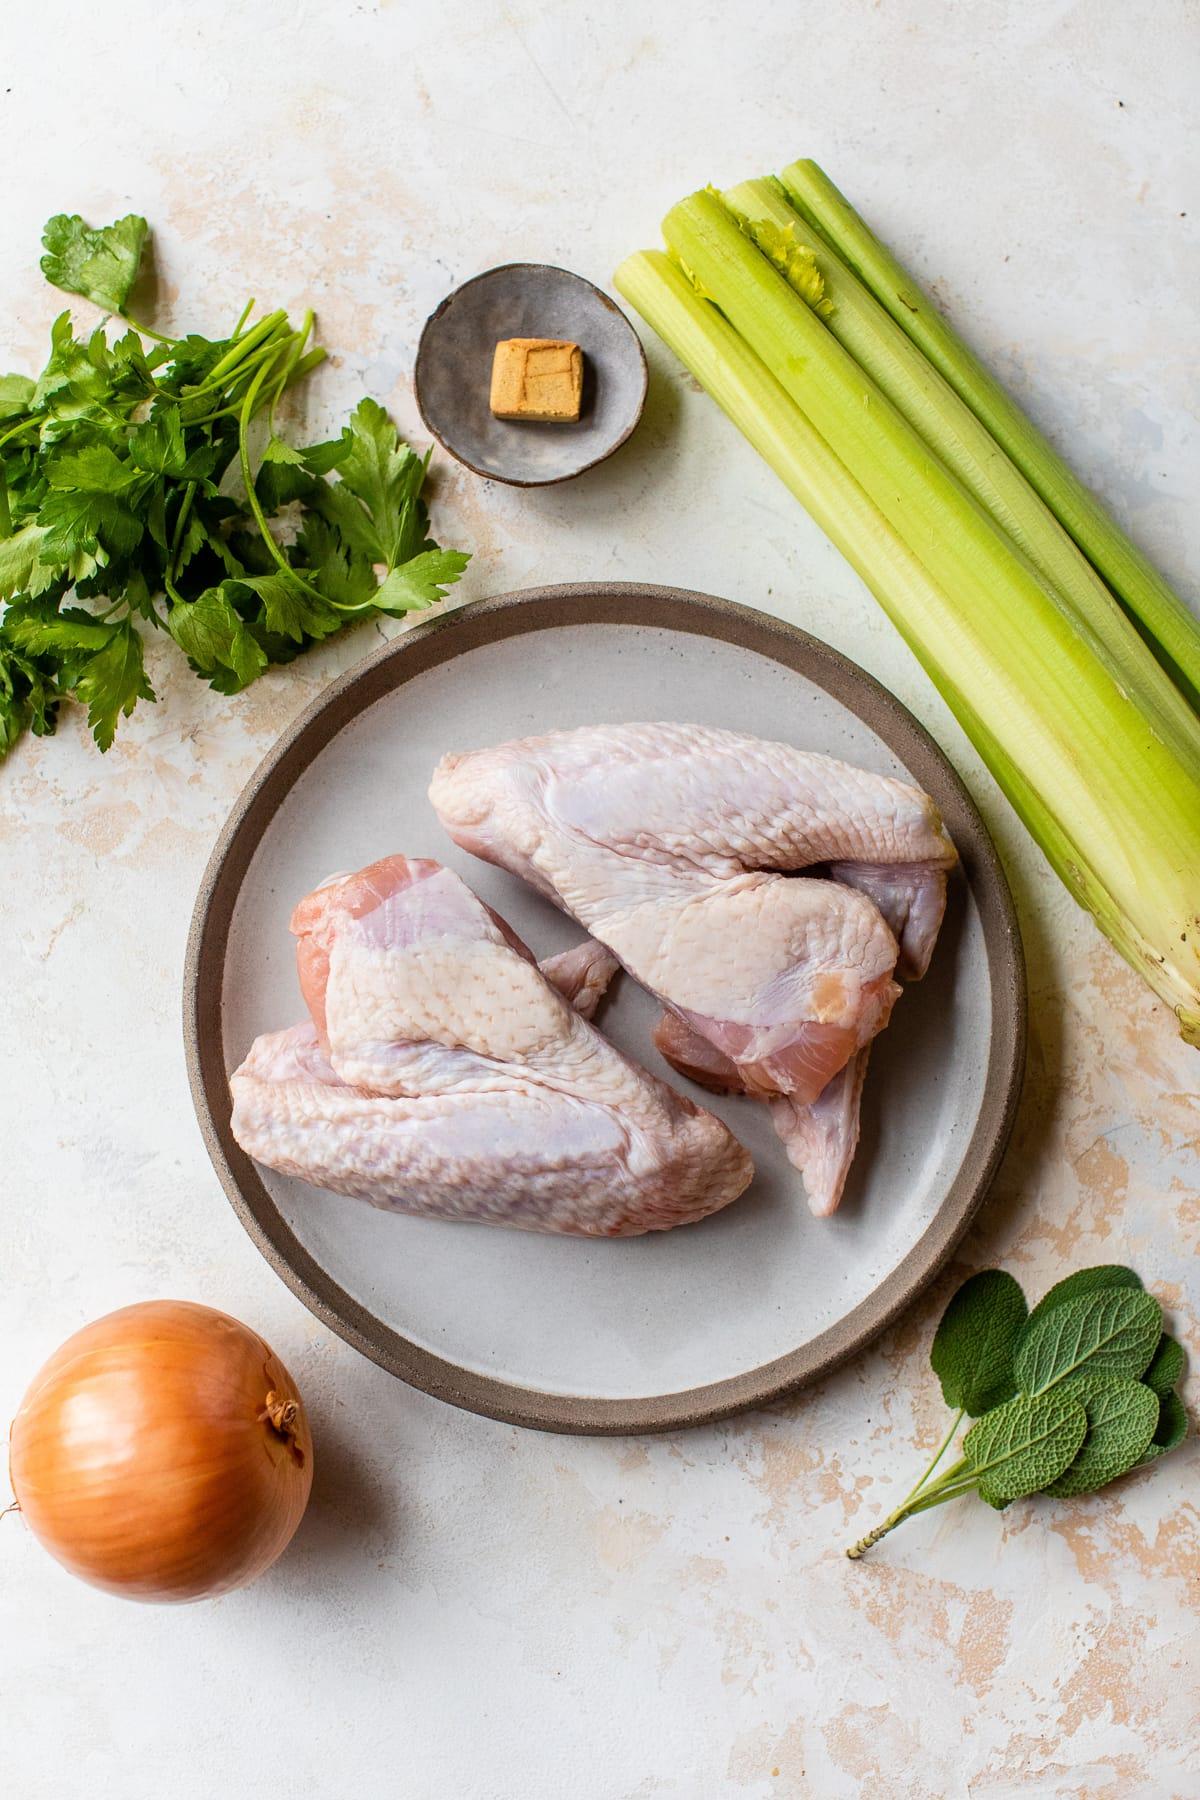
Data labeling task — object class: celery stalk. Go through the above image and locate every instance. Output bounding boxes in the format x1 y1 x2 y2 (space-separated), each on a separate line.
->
616 235 1200 1041
725 177 1200 765
779 158 1200 713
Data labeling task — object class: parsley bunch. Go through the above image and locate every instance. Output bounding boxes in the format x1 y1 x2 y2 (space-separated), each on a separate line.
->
848 1264 1188 1558
0 213 469 754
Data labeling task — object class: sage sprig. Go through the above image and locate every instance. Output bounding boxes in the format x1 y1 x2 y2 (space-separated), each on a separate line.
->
847 1264 1188 1559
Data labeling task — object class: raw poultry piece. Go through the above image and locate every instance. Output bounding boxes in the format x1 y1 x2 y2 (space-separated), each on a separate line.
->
230 856 752 1238
536 938 621 1020
430 723 957 1215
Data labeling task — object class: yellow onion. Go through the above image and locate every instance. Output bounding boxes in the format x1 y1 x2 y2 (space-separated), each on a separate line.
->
8 1299 313 1603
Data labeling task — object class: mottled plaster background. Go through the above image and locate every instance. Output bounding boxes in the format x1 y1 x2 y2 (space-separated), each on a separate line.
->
2 2 1198 1795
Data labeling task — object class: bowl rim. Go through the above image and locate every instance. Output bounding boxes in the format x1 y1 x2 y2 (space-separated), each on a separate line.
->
414 262 649 487
184 582 1027 1435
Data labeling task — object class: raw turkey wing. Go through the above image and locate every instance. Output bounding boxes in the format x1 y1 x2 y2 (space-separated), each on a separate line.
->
429 723 956 1215
230 856 752 1237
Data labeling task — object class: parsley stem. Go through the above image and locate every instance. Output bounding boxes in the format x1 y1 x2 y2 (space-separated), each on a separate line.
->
184 342 294 426
118 314 176 345
171 483 197 554
194 340 288 407
285 347 327 386
237 356 328 608
239 362 295 578
0 418 40 454
183 332 306 429
165 481 199 594
232 297 256 338
266 312 314 440
206 311 290 388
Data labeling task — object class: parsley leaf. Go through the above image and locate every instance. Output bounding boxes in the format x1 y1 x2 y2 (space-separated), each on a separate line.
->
129 410 188 477
241 571 343 645
75 622 155 749
168 586 268 690
0 374 35 419
3 597 117 656
333 398 428 563
374 548 471 614
40 213 149 315
0 209 470 755
0 639 61 750
0 523 52 599
38 485 143 563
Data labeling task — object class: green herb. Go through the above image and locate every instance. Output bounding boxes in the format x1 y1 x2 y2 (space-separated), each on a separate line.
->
39 213 149 317
1041 1377 1158 1497
929 1268 1026 1417
1143 1334 1185 1399
0 213 469 754
846 1265 1187 1558
963 1390 1087 1507
1024 1264 1142 1327
1013 1287 1162 1396
1147 1391 1188 1459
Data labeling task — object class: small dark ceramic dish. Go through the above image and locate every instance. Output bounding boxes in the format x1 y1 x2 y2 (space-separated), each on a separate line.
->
414 264 648 486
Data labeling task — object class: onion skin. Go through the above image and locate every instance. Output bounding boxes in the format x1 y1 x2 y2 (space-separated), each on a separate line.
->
8 1300 313 1603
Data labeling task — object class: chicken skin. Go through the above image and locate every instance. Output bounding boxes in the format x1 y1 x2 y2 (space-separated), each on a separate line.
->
430 723 956 1214
230 856 752 1237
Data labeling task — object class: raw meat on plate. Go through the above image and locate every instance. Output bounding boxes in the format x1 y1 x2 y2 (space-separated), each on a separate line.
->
430 722 957 1215
230 856 752 1237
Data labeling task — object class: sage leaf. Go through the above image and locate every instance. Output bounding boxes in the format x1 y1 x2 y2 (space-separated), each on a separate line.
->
848 1261 1186 1559
1142 1391 1188 1461
1013 1288 1162 1396
1043 1376 1159 1497
930 1270 1027 1415
964 1391 1088 1507
1142 1334 1185 1400
1026 1264 1142 1328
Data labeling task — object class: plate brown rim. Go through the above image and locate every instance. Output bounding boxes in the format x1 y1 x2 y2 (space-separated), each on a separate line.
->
184 582 1026 1436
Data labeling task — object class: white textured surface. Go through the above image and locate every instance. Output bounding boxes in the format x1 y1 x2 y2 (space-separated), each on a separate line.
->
2 3 1197 1795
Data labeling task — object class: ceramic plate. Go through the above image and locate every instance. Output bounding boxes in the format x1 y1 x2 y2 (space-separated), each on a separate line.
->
185 584 1025 1434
